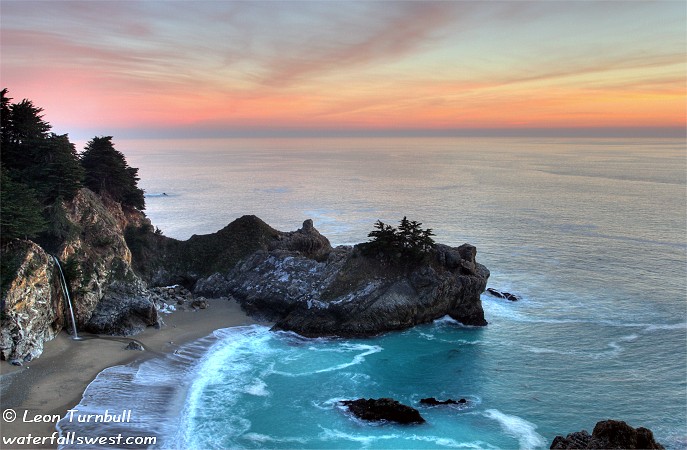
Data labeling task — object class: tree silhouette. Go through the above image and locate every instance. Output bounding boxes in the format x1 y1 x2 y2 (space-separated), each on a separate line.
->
80 136 145 210
359 217 435 262
1 89 83 204
0 169 46 241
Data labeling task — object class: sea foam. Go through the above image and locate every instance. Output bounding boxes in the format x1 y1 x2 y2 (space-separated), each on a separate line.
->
483 409 546 449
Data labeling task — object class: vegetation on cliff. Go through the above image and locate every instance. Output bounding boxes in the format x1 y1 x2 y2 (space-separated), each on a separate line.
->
358 217 436 262
0 88 144 243
81 136 145 210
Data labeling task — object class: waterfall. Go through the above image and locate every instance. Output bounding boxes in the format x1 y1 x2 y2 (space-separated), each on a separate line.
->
52 256 82 340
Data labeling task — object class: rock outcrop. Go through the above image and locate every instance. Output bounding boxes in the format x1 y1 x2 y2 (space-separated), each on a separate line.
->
3 204 488 361
195 220 489 337
1 188 160 361
341 398 425 424
550 420 664 449
0 240 64 362
486 287 519 301
59 188 151 328
125 215 276 287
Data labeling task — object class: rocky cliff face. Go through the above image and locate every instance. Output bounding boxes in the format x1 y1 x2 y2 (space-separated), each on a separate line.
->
3 202 488 361
195 221 489 337
128 216 331 288
59 188 152 329
0 240 64 362
1 188 159 362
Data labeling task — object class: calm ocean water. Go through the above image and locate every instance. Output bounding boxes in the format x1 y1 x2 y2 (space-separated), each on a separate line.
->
60 137 686 449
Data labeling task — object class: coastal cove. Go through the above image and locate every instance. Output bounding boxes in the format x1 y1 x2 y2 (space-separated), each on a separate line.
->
0 299 257 449
1 136 685 449
3 1 686 446
128 136 687 449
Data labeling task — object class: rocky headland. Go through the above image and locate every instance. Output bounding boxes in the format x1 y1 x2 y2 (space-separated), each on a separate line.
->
1 187 489 362
1 189 666 449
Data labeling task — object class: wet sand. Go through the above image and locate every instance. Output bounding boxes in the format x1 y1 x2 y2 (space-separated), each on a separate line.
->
0 298 256 449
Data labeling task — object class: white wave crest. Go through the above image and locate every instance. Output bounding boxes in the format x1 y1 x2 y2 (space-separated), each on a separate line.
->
244 378 269 397
483 409 546 449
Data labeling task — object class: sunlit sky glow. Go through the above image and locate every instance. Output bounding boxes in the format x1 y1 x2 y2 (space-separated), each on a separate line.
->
2 1 685 139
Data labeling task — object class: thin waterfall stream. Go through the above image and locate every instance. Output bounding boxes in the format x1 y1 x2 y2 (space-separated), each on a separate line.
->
52 255 82 341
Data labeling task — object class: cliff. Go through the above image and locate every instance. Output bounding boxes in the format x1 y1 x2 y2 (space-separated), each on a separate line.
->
1 188 159 362
0 240 63 361
2 201 488 361
179 219 488 337
126 215 331 287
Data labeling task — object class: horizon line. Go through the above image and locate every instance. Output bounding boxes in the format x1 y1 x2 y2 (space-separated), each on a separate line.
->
66 126 686 141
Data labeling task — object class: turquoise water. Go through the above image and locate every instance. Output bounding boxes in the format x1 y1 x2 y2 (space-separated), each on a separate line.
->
63 137 686 448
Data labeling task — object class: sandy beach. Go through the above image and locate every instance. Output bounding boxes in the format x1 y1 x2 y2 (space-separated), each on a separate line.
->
0 297 256 449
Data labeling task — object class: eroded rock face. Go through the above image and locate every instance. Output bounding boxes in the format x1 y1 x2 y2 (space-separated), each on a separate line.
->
0 240 64 361
341 398 425 424
196 223 489 337
1 188 160 361
84 280 158 336
550 420 664 449
60 189 149 326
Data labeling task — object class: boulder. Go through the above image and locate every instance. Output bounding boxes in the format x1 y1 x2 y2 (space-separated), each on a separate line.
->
191 298 208 309
341 398 425 424
84 281 159 336
124 341 144 351
550 420 664 449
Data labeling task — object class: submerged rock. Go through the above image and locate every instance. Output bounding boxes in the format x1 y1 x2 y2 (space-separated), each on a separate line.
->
486 287 519 301
420 397 467 406
550 420 664 449
341 398 425 424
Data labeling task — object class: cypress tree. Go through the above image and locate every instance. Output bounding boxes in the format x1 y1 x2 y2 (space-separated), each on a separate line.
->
0 168 46 241
80 136 145 210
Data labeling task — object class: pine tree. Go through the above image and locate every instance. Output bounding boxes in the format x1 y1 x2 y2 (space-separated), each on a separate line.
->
0 89 83 204
33 134 85 203
0 168 46 241
80 136 145 210
360 217 436 262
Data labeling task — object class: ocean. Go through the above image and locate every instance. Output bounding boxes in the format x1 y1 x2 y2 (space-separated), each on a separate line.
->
58 137 686 448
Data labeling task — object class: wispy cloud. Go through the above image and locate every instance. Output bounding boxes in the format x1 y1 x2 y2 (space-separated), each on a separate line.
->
1 0 684 136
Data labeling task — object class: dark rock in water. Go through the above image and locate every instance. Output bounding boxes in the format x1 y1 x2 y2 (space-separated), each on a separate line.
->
124 341 144 351
420 397 467 406
550 420 664 449
341 398 425 425
486 288 519 301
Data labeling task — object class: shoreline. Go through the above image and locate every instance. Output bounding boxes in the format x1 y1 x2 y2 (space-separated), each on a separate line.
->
0 297 257 449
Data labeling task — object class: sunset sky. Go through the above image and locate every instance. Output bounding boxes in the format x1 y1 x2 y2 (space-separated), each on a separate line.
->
2 0 685 139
